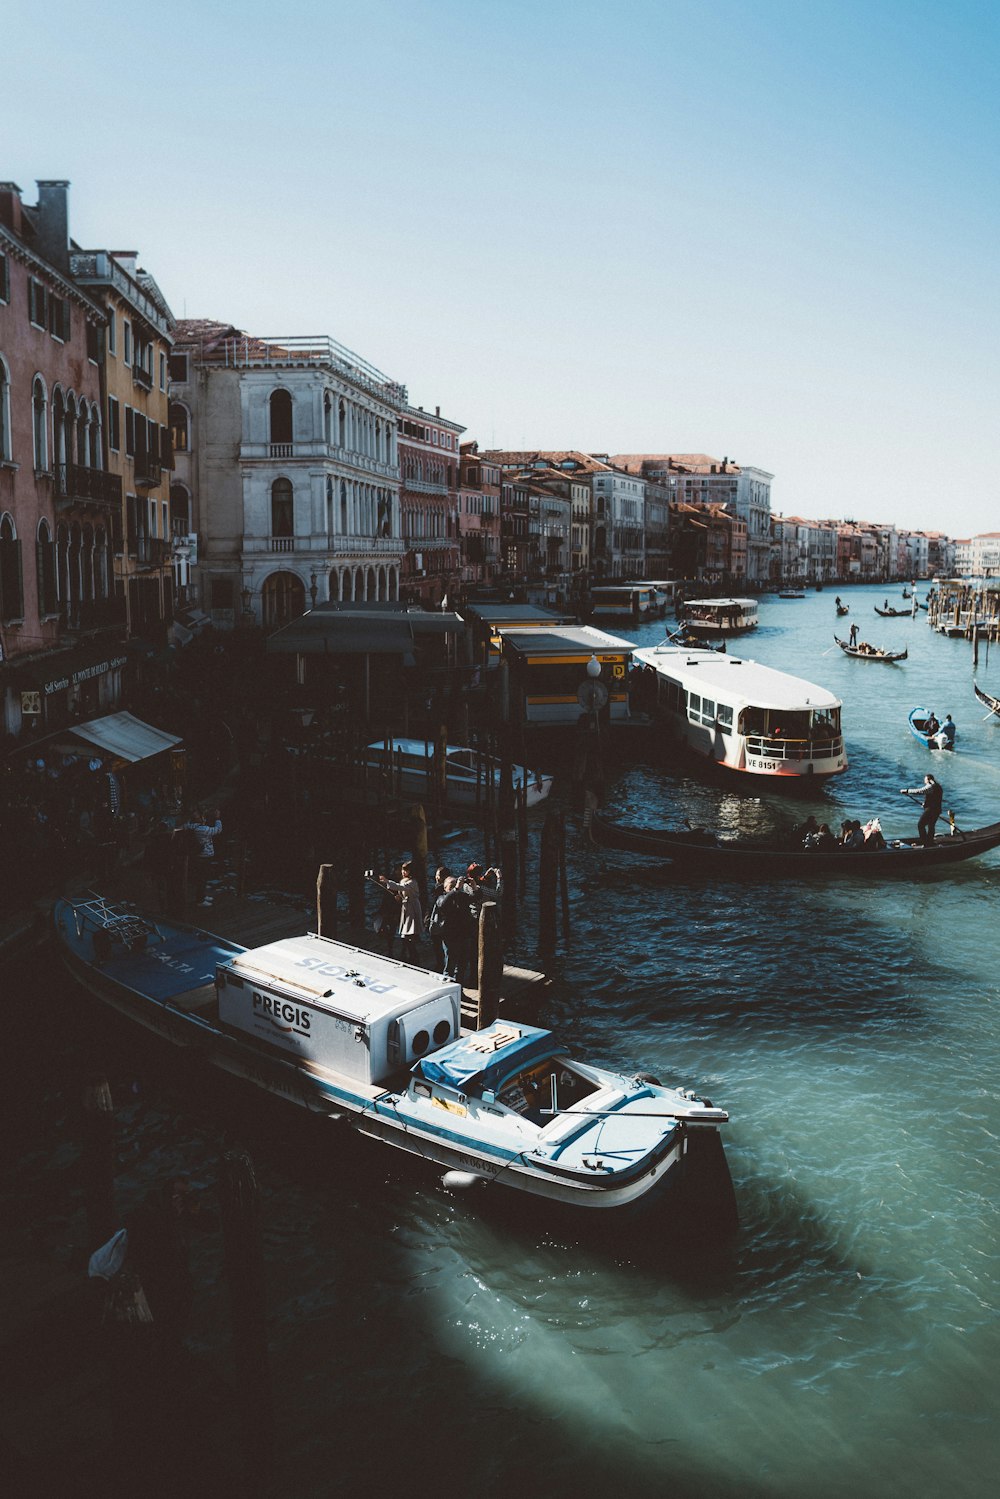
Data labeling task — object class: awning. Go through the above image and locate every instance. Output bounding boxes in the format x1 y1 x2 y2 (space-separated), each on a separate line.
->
63 711 182 763
14 642 129 698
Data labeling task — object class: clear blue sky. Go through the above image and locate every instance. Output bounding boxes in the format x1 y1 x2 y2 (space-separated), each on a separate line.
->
7 0 999 534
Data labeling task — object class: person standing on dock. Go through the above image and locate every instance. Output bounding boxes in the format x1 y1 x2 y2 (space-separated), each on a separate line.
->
900 774 944 845
377 861 423 964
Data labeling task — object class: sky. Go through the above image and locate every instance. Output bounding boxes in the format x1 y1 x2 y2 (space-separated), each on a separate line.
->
6 0 999 534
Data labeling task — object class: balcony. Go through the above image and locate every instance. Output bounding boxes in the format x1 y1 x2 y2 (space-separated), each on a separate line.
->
134 458 162 488
132 363 153 391
402 477 448 495
270 443 294 459
128 536 171 566
54 464 123 510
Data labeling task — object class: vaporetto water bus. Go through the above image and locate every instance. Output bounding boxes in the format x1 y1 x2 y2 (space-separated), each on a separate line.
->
679 598 759 635
52 897 735 1220
589 584 660 622
631 644 848 780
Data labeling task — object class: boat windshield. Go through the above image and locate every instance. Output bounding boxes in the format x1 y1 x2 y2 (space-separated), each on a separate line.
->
738 708 813 739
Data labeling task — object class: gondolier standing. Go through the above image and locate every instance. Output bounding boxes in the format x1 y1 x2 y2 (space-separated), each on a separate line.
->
901 774 944 845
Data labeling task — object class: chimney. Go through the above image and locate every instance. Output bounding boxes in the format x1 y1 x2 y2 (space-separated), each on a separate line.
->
435 405 440 417
35 180 71 272
0 182 24 236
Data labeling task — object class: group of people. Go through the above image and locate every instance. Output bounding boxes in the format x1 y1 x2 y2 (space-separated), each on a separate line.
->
797 815 886 852
922 711 956 749
371 859 501 982
794 772 946 853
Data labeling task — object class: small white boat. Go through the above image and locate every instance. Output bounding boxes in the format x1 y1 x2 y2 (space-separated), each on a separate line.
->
680 597 759 635
364 738 552 807
52 899 736 1220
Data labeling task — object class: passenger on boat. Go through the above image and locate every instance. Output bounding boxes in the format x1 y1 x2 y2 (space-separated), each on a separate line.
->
796 816 820 848
843 820 866 850
900 774 944 845
940 714 956 748
863 817 886 850
925 711 940 738
813 823 838 850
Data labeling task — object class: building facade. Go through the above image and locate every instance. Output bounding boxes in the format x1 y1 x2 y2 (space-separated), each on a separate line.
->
0 180 127 740
398 405 463 605
169 321 406 630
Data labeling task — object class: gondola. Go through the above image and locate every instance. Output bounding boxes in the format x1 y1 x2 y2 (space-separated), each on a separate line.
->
836 604 850 616
875 605 912 618
834 635 907 662
588 810 1000 876
901 589 911 599
909 706 956 750
974 682 1000 720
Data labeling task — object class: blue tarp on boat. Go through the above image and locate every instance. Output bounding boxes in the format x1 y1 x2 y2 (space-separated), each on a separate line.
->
416 1021 562 1094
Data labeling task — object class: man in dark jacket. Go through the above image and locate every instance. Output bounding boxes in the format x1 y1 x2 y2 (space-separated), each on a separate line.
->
901 774 944 845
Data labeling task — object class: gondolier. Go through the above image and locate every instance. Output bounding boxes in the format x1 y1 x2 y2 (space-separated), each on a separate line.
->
901 774 944 845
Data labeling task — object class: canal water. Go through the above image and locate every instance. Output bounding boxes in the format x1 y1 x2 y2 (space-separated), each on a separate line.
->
7 582 1000 1496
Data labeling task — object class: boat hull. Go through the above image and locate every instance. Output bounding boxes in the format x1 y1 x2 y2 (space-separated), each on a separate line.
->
589 812 1000 876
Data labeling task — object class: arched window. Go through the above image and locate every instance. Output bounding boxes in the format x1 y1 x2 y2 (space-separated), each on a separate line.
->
261 570 305 630
271 477 294 538
36 518 57 615
170 483 191 537
269 390 293 449
340 479 348 533
77 400 89 466
325 476 334 537
338 398 346 447
81 523 95 602
0 355 11 462
169 402 189 452
324 391 333 446
33 377 48 471
0 512 23 622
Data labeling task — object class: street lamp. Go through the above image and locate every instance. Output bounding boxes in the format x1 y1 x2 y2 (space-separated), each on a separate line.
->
586 654 602 679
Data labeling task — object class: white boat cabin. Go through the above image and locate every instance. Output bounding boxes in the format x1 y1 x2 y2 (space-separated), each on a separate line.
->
217 934 463 1087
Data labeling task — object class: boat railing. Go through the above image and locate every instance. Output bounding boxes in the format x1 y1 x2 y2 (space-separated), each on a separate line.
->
745 734 843 762
72 893 163 948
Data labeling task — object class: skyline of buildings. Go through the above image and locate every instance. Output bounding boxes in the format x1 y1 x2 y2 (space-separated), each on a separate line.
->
0 176 996 741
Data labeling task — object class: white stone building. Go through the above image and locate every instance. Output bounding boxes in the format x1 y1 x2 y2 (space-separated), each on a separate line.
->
169 321 405 629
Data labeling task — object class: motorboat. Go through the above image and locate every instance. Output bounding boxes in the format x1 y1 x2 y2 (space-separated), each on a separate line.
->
908 707 956 750
363 738 552 807
52 898 736 1219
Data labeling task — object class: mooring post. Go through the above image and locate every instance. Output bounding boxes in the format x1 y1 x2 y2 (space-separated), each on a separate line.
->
346 816 366 931
412 802 429 909
558 810 571 939
82 1075 116 1253
220 1148 273 1488
539 810 558 955
316 863 336 937
476 900 502 1028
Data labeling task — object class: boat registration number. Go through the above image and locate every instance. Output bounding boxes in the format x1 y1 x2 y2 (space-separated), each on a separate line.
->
432 1096 468 1118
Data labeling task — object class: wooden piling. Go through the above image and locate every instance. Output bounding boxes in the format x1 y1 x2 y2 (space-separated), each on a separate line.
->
539 810 559 955
558 810 571 939
219 1148 273 1487
476 900 502 1028
82 1075 116 1253
316 863 336 937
